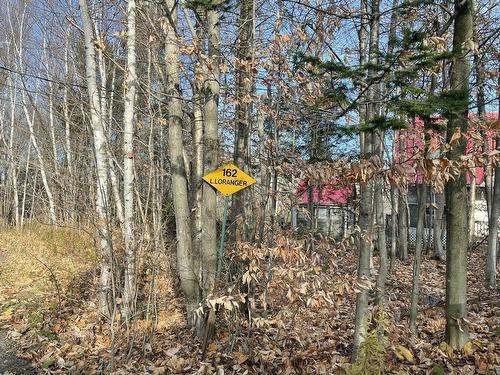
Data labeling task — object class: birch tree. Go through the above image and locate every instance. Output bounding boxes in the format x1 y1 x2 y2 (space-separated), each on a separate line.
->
78 0 113 317
12 13 57 225
122 0 138 321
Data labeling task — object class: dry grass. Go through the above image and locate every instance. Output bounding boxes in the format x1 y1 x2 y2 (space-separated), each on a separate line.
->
0 224 96 311
0 224 186 374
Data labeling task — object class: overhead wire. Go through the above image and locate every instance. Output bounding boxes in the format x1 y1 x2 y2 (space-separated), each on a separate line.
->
0 64 87 89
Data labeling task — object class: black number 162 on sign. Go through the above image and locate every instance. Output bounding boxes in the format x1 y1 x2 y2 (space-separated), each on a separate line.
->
222 168 237 177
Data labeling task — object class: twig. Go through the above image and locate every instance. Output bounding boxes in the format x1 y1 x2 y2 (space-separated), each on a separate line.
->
33 255 62 311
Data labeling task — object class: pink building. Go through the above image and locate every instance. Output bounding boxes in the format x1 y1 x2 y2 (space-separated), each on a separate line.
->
292 113 498 241
292 178 354 238
395 113 497 237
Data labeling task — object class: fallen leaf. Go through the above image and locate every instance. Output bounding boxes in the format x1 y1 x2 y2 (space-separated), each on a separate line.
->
165 346 180 357
231 351 249 365
394 345 414 363
0 308 13 321
439 341 454 357
462 341 474 356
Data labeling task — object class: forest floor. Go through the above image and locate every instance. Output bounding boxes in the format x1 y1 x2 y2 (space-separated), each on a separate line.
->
0 226 498 374
0 331 36 374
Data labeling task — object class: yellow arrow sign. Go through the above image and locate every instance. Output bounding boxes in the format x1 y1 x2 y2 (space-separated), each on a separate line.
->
203 163 256 196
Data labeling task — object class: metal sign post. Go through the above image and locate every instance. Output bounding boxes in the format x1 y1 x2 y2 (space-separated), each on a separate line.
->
203 163 256 276
217 196 229 275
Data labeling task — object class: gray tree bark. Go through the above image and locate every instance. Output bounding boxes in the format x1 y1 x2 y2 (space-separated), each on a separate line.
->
389 186 398 270
164 0 199 326
486 80 499 288
410 183 428 335
433 189 446 261
352 0 378 361
374 138 387 304
486 148 499 288
444 0 473 349
232 0 254 241
468 174 476 244
201 5 220 288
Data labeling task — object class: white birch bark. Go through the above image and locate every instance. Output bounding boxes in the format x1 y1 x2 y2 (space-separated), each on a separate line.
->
122 0 137 320
78 0 113 317
43 36 60 178
63 32 75 222
21 86 57 224
8 5 57 225
100 53 124 228
20 141 31 227
63 33 73 178
4 75 20 227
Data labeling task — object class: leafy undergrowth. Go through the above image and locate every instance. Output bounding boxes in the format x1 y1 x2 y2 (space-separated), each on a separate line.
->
0 226 498 374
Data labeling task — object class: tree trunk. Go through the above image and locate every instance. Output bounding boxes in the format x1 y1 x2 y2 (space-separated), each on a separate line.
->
398 132 409 261
410 183 428 335
486 145 499 288
7 78 19 227
468 175 476 244
357 0 368 155
20 141 31 227
20 92 57 225
63 31 75 222
486 80 500 288
198 5 221 339
122 0 137 321
43 36 60 180
78 0 113 317
386 0 399 272
164 0 199 326
255 101 270 245
352 0 379 361
190 9 204 305
201 7 220 275
12 10 57 225
374 133 387 304
444 0 473 349
474 28 492 221
232 0 254 241
389 186 398 270
352 134 374 362
104 67 125 229
433 189 446 261
398 195 410 262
